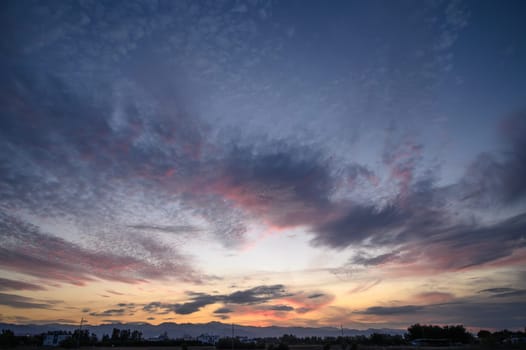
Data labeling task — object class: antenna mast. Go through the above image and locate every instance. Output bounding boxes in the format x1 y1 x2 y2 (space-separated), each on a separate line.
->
231 323 234 350
77 317 86 348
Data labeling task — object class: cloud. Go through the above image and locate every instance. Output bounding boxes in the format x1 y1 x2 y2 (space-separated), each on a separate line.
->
128 224 202 234
348 279 382 294
413 292 455 304
0 1 524 316
173 295 222 315
89 309 128 317
350 252 400 266
311 205 407 249
359 305 425 315
352 285 526 329
320 176 526 275
281 291 334 314
0 278 46 291
308 293 325 299
0 212 204 285
225 285 292 304
203 145 338 231
143 302 171 315
479 287 516 294
0 293 56 309
459 111 526 206
262 305 294 312
479 288 526 298
106 290 125 296
143 285 293 316
213 307 233 314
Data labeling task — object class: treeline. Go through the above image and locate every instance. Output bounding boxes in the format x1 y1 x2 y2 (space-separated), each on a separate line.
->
478 329 526 347
1 324 526 348
406 324 474 344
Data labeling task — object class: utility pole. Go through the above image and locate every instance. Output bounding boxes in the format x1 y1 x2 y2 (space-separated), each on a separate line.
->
340 324 345 350
231 323 234 350
77 317 86 348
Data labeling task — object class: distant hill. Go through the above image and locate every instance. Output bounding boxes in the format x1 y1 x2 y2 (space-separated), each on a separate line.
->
0 321 404 339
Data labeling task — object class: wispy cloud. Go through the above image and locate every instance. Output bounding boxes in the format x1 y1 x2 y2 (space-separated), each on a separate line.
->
0 278 46 291
0 293 57 309
358 305 425 315
0 212 204 285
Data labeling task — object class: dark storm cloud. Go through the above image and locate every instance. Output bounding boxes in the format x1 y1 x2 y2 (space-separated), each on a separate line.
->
0 278 46 291
0 293 55 309
143 284 292 315
0 212 203 285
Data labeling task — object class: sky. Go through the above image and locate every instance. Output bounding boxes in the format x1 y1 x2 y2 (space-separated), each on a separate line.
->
0 0 525 331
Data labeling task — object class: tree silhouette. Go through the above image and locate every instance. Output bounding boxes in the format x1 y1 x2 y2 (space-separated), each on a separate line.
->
0 329 17 348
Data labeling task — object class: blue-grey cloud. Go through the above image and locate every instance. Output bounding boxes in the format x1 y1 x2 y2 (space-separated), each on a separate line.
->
359 305 424 315
0 278 46 291
0 0 525 302
89 309 128 317
479 288 526 299
479 287 515 294
308 293 325 299
128 224 202 234
350 252 400 266
460 111 526 206
0 212 204 285
263 304 294 312
143 284 292 315
0 293 56 309
213 307 233 314
312 205 407 248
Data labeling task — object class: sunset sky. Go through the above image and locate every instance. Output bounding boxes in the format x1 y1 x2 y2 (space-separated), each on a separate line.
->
1 0 525 331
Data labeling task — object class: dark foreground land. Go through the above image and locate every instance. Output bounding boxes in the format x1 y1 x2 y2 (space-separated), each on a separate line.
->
5 346 526 350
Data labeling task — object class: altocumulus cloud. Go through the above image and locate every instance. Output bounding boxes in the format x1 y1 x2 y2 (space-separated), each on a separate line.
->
0 212 204 285
0 0 524 296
